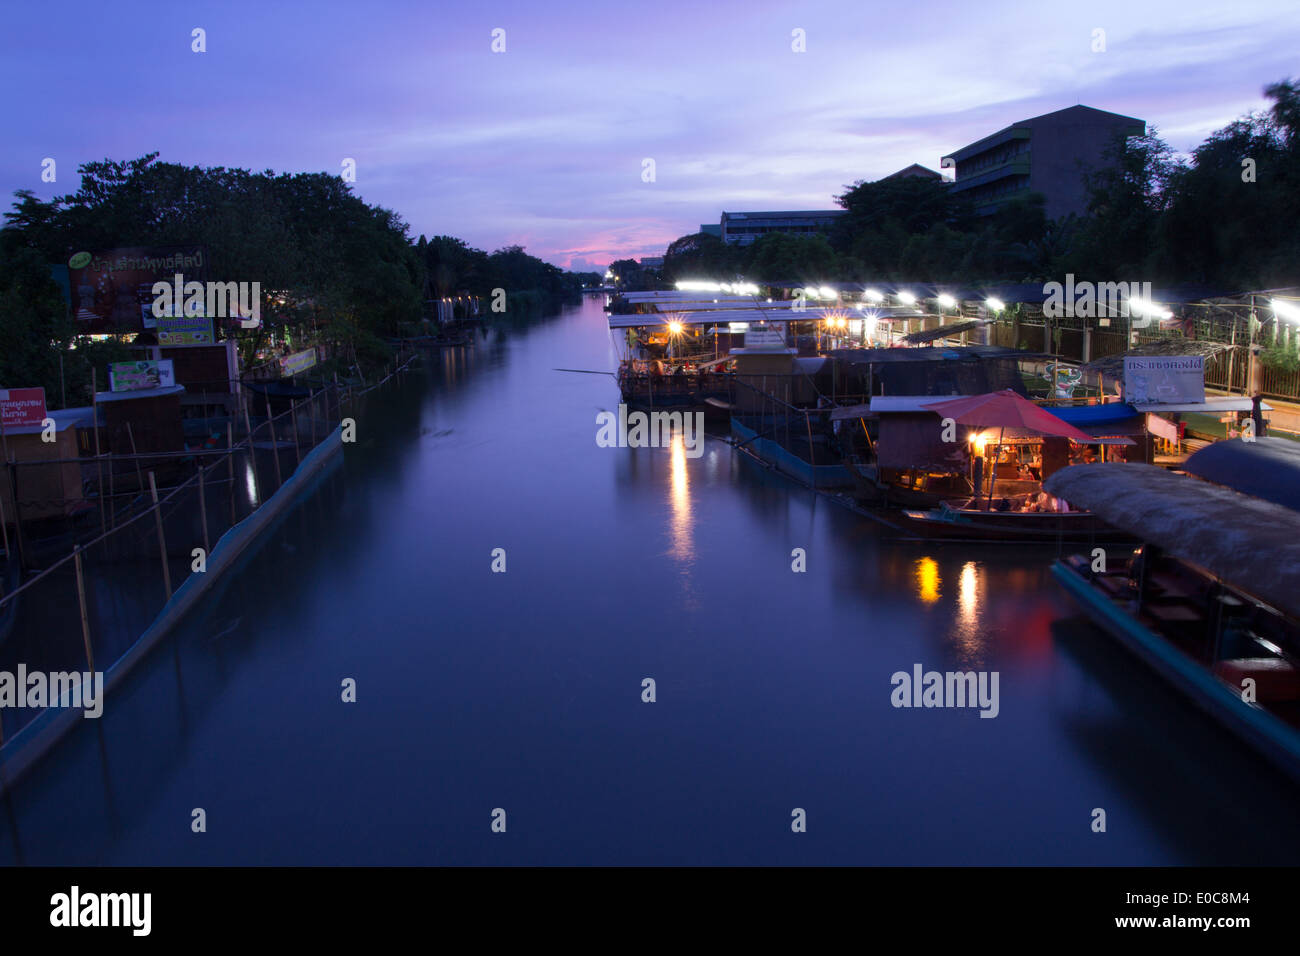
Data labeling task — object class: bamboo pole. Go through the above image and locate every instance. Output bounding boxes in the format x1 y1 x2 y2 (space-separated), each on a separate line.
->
290 399 302 466
148 472 172 600
74 545 95 673
92 369 105 536
197 461 210 555
227 421 237 523
265 392 283 488
126 422 145 495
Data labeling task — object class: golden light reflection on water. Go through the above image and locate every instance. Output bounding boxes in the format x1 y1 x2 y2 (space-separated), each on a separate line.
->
668 433 694 564
954 560 986 664
959 561 978 624
915 556 940 603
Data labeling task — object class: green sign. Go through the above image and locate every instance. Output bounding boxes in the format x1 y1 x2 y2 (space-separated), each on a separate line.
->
156 314 214 346
109 359 175 393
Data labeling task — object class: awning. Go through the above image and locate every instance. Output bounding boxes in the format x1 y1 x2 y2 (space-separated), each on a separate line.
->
1131 398 1272 413
1044 462 1300 620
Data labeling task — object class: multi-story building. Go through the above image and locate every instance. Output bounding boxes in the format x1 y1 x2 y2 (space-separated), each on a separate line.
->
718 209 847 245
940 105 1146 218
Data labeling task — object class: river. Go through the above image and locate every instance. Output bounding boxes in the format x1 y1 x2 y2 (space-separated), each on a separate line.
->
3 294 1298 865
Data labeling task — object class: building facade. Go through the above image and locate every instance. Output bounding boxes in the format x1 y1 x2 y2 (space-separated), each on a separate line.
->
719 210 847 245
940 105 1146 219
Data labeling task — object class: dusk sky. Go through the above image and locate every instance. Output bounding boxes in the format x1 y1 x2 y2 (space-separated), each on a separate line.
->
3 0 1297 272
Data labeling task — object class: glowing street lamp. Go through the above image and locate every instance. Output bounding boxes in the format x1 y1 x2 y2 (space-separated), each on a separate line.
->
936 293 957 309
863 289 884 303
1272 298 1300 324
897 291 916 305
986 297 1006 312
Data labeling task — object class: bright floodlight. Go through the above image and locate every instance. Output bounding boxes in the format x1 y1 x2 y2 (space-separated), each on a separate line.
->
897 291 916 305
986 297 1005 312
936 294 957 309
1272 298 1300 323
1129 297 1173 320
667 321 684 335
816 285 835 299
864 289 885 303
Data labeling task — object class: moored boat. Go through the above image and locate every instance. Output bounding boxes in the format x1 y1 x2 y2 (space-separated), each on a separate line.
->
1046 462 1300 782
898 494 1131 542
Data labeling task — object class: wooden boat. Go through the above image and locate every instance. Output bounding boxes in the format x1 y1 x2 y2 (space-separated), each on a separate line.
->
1047 462 1300 782
898 494 1130 542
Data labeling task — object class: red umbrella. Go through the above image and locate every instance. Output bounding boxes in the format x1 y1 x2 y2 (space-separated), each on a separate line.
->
922 390 1094 509
920 390 1095 441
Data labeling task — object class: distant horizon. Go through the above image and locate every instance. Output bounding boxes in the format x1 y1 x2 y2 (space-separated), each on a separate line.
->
2 1 1296 273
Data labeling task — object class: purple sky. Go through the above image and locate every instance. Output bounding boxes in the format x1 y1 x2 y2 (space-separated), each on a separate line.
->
3 0 1297 271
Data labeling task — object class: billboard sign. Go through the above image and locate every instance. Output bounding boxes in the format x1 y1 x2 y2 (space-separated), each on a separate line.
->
279 348 318 377
67 246 207 333
155 313 215 346
1123 356 1204 405
109 360 176 393
0 387 47 429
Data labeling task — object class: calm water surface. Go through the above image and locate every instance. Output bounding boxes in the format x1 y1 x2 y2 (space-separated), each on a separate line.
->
3 296 1298 865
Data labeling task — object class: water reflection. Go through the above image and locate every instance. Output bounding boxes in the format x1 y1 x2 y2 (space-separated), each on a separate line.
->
915 556 940 603
667 433 694 566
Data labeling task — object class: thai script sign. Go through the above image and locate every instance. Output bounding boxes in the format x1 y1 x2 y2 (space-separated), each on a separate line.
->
0 387 47 428
109 360 176 393
155 313 215 346
1124 356 1204 405
67 246 207 333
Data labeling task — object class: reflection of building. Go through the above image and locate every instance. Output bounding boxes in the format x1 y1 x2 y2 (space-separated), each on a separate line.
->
941 105 1146 218
639 256 664 270
719 209 846 245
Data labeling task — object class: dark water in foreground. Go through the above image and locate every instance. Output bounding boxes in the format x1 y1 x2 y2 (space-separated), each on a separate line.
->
3 296 1298 865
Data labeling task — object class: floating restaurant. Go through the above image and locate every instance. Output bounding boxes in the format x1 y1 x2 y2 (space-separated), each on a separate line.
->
605 281 1285 542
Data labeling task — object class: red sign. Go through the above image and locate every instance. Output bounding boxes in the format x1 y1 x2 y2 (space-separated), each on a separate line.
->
0 387 48 429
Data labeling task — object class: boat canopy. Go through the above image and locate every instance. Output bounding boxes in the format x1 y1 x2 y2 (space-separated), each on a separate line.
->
1183 437 1300 512
1044 462 1300 621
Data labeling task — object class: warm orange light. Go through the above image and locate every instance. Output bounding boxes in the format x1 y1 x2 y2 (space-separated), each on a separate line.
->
915 556 941 604
667 321 684 335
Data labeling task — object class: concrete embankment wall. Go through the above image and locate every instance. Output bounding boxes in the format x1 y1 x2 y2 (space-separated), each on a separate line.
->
0 426 345 788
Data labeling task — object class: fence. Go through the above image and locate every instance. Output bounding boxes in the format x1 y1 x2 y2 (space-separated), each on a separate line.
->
0 354 418 748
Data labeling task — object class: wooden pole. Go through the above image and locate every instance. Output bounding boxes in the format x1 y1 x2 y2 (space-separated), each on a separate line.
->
0 486 8 557
265 392 283 488
227 421 237 523
290 399 302 466
92 369 105 536
197 461 210 555
148 471 172 600
74 545 95 673
126 421 145 495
